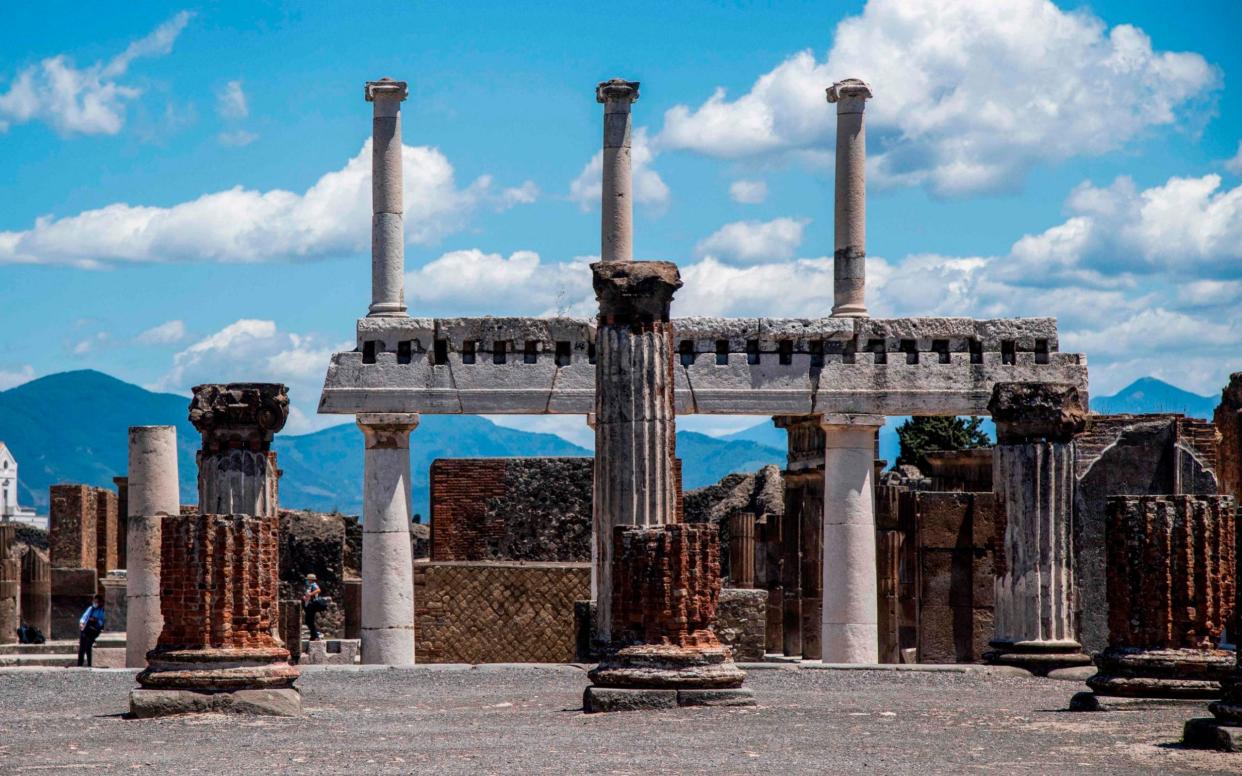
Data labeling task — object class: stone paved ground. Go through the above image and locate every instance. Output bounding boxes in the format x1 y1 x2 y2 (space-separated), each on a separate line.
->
0 665 1236 774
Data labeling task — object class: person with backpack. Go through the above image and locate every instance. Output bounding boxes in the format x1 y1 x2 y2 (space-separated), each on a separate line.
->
302 574 324 641
77 594 106 667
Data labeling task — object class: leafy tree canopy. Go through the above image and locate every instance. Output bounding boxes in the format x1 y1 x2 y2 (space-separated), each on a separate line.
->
895 416 991 472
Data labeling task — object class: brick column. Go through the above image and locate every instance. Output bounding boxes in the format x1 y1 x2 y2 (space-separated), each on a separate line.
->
131 512 299 717
357 413 419 665
591 260 681 642
190 383 288 517
1072 496 1235 711
987 383 1091 674
20 548 51 637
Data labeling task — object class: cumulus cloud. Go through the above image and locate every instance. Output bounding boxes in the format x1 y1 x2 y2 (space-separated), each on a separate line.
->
71 332 110 355
408 249 593 317
569 127 670 211
0 140 537 267
154 319 348 433
694 217 809 263
657 0 1217 195
0 12 192 135
216 80 248 119
1228 141 1242 176
136 319 187 345
0 365 36 391
728 180 768 204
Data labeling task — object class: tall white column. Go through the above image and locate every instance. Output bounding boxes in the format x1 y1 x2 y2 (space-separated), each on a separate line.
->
358 413 419 665
826 78 872 318
596 79 639 263
125 425 180 668
365 77 409 318
820 414 883 663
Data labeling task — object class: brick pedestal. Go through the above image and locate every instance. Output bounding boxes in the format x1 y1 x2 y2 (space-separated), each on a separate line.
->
131 513 299 718
1072 496 1234 711
585 525 752 712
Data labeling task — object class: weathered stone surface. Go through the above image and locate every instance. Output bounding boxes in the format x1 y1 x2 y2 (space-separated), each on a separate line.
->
189 383 289 451
988 383 1087 443
1214 373 1242 501
19 548 50 636
589 644 746 689
50 566 96 639
676 687 756 707
593 260 681 322
1183 717 1242 751
716 588 767 662
596 78 639 264
303 639 360 665
49 484 97 570
129 687 302 719
583 686 676 713
279 510 349 638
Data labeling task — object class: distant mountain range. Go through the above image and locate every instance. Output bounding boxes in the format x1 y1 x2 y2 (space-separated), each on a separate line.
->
0 370 785 517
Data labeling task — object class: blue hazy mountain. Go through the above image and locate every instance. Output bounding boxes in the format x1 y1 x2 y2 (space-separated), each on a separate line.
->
0 370 783 517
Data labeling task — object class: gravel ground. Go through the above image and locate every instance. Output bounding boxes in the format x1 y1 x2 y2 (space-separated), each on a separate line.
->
0 665 1236 775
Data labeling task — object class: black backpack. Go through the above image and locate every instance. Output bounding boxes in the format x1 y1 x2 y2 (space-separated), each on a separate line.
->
17 623 45 645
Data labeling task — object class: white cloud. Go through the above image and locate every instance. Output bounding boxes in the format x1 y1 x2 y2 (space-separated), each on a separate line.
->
71 332 110 355
0 12 192 136
408 249 593 317
1227 141 1242 176
0 140 536 267
569 127 670 211
694 217 809 263
657 0 1217 195
154 319 348 434
136 319 187 345
728 179 768 204
217 129 258 147
0 365 36 391
216 80 248 119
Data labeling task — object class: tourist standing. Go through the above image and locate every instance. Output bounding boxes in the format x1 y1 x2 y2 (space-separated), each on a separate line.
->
77 594 106 667
302 574 323 641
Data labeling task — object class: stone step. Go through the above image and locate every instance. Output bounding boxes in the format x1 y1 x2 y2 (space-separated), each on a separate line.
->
0 636 126 654
0 647 126 668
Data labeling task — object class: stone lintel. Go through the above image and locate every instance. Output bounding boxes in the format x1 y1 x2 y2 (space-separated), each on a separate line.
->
819 413 885 428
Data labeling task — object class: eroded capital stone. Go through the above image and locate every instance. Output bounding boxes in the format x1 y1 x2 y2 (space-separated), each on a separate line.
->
826 78 873 113
364 77 408 102
988 382 1086 443
356 412 420 449
593 260 682 323
596 78 640 105
189 384 289 453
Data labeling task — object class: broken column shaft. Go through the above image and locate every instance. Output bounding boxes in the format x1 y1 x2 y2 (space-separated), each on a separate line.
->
827 78 872 318
987 383 1091 674
125 425 180 668
366 77 409 318
357 413 419 665
596 79 639 262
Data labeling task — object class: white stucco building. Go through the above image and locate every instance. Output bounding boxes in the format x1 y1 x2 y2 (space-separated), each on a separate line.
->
0 442 43 529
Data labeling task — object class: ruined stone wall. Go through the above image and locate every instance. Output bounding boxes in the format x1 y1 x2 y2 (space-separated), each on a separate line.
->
922 449 993 493
429 458 592 562
49 484 97 569
94 489 118 584
914 491 1001 663
278 510 349 638
1215 379 1242 499
413 561 589 663
1073 414 1220 653
49 567 95 639
0 524 17 644
20 547 50 636
157 513 280 650
716 588 767 662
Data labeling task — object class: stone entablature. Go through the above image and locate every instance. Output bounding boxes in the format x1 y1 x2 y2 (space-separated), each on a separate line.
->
320 315 1086 416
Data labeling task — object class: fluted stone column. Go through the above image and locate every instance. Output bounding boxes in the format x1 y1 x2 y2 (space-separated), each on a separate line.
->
826 78 872 318
1072 495 1235 711
596 79 639 263
591 260 681 642
190 384 288 518
987 383 1091 674
366 77 409 318
126 425 180 668
357 413 419 665
821 414 884 663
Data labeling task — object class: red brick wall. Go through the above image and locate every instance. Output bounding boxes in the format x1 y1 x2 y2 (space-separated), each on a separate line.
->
49 484 97 569
158 513 280 650
610 524 721 648
430 459 513 561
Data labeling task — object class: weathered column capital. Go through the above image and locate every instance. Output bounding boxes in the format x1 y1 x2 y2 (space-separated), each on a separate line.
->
356 412 420 449
189 383 289 453
988 382 1087 444
596 78 640 109
365 77 408 103
592 260 682 324
826 78 872 114
819 413 885 430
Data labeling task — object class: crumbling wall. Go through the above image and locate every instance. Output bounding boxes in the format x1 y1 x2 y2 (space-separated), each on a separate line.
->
278 510 355 639
716 588 767 662
49 484 97 569
430 458 592 562
413 561 589 663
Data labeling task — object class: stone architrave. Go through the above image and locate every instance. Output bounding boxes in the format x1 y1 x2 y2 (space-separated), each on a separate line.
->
20 548 51 637
986 382 1091 674
189 383 288 517
357 413 419 665
365 77 409 318
126 425 180 668
1072 495 1235 711
826 78 872 318
591 260 681 642
596 79 639 263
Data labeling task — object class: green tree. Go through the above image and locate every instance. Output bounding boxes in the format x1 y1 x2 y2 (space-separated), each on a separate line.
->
895 416 991 472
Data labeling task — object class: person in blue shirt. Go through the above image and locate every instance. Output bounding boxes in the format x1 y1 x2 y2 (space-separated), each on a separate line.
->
77 594 106 667
302 574 323 641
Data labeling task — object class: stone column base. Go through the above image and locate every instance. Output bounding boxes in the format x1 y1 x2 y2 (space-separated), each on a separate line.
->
129 687 301 718
1078 647 1233 704
1070 692 1210 713
984 640 1090 676
584 686 755 713
588 644 747 689
1183 718 1242 752
136 647 300 692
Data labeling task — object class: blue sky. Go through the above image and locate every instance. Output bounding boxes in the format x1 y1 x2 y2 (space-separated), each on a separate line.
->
1 0 1241 443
